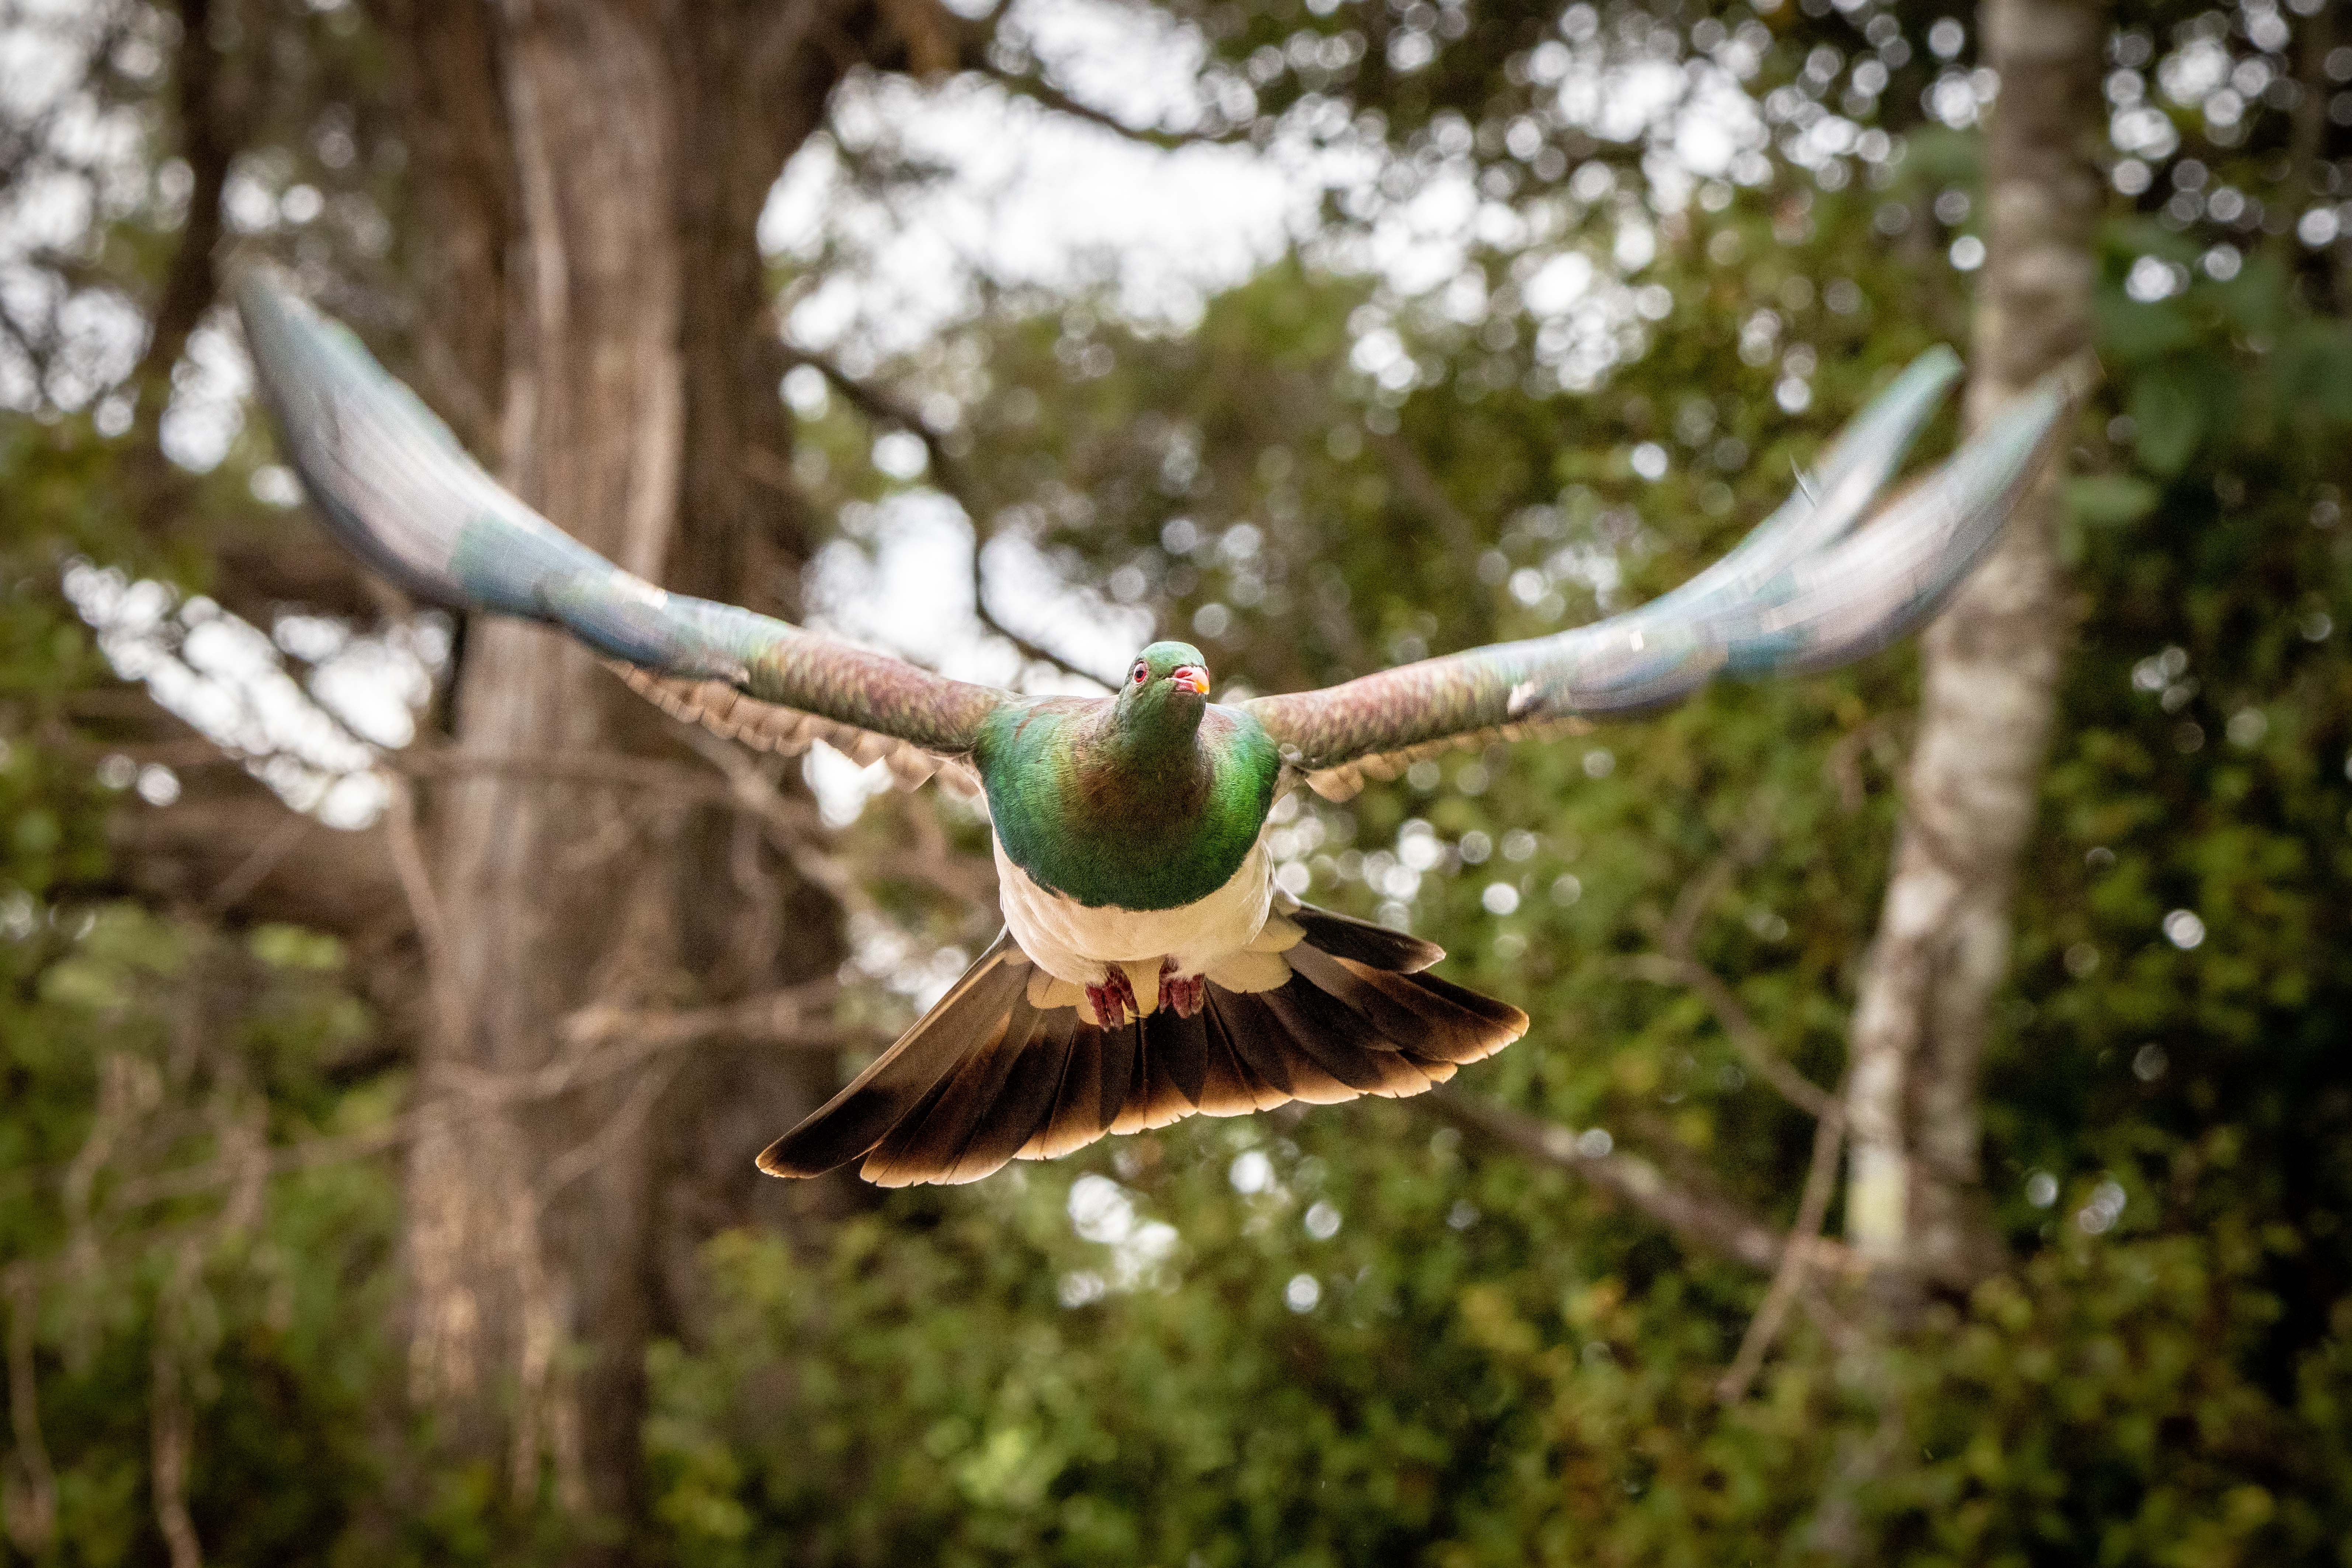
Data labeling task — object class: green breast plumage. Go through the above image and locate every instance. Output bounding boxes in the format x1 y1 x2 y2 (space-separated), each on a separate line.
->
974 701 1281 912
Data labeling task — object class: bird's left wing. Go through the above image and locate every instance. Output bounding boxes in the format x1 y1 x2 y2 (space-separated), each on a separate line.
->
236 270 1003 791
1242 353 2078 800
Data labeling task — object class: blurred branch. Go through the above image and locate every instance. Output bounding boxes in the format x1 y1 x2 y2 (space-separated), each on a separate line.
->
1623 953 1838 1122
2 1268 57 1557
1274 362 1489 651
1367 427 1482 565
979 66 1248 152
128 0 240 409
460 986 860 1113
105 726 985 934
406 737 995 911
102 778 407 939
1626 818 1840 1122
1820 712 1905 816
536 1056 684 1196
2290 1 2335 198
96 982 868 1214
390 745 727 801
381 773 462 1045
1424 1087 1821 1273
876 788 999 907
675 726 886 923
148 1243 204 1568
126 0 255 552
199 808 309 915
1717 1087 1849 1404
556 979 860 1056
779 343 1119 687
106 1118 413 1210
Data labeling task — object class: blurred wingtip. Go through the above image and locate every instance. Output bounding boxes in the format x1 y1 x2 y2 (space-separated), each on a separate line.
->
227 256 309 343
1904 342 1966 386
2049 348 2104 405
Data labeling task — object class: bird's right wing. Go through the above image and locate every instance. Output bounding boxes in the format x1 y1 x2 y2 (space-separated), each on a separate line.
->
236 268 1003 792
1242 350 2078 799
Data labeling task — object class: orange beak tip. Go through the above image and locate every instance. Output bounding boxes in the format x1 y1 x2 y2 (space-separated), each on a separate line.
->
1172 667 1210 695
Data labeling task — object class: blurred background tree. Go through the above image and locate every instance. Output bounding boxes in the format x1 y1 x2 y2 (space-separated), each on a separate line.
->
3 0 2351 1563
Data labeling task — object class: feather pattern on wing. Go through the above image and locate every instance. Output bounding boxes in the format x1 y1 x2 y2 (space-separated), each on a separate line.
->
235 267 1002 788
1242 350 2079 799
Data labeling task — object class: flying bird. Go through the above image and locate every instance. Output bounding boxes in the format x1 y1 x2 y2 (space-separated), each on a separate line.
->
235 270 2071 1189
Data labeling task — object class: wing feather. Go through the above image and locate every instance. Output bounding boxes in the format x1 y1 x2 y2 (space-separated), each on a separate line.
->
236 267 1002 785
1243 351 2081 799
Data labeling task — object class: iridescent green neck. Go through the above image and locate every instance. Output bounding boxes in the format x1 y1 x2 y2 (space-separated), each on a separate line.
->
1104 677 1206 769
975 701 1281 910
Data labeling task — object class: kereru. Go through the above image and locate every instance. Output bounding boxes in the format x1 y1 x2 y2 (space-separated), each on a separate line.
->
235 270 2072 1188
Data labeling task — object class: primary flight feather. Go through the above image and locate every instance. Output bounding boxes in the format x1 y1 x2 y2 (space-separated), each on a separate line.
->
235 268 2072 1188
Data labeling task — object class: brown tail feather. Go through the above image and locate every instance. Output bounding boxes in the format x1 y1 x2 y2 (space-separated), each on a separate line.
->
1188 1003 1288 1118
1286 946 1526 1067
757 902 1530 1187
1287 903 1444 972
755 935 1030 1179
861 995 1053 1187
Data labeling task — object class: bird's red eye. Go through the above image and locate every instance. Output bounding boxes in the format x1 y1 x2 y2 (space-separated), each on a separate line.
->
1132 663 1148 684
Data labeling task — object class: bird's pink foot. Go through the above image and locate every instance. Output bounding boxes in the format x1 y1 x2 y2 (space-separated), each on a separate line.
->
1086 968 1140 1026
1159 958 1205 1019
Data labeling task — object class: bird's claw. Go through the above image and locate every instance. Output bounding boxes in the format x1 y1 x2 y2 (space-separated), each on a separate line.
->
1086 969 1140 1027
1159 958 1205 1019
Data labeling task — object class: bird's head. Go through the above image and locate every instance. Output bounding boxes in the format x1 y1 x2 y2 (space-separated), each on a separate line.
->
1113 641 1212 743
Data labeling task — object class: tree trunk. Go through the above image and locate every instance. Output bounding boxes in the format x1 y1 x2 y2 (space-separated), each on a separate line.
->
361 0 929 1544
1842 0 2105 1290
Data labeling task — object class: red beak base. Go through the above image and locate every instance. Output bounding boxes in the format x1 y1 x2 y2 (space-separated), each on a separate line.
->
1171 666 1210 695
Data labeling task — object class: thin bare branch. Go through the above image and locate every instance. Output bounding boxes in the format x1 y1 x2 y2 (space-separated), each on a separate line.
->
1622 953 1839 1121
874 790 1000 907
1626 819 1840 1121
1718 1094 1849 1403
100 986 865 1213
668 702 996 916
780 344 1119 687
1821 712 1905 816
381 774 462 1044
2 1269 57 1557
148 1245 203 1568
673 727 883 922
107 1119 412 1210
971 568 1121 690
388 745 729 802
980 66 1249 152
556 980 864 1056
128 0 238 408
200 809 309 915
454 982 858 1108
1368 429 1482 565
537 1057 684 1196
1424 1088 1808 1273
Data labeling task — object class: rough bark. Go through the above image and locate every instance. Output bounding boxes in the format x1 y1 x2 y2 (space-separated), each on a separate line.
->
355 0 916 1544
1842 0 2104 1290
398 0 688 1477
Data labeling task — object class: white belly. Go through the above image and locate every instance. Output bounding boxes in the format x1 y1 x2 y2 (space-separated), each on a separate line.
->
993 831 1283 1006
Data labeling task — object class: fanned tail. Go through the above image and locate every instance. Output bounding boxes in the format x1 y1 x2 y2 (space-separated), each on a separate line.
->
757 903 1528 1187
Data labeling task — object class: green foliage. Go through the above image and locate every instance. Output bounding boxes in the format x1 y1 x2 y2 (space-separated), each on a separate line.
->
1 403 403 1568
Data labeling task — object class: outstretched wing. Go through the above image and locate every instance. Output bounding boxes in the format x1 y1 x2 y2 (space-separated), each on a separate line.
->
1242 351 2077 800
235 268 1003 792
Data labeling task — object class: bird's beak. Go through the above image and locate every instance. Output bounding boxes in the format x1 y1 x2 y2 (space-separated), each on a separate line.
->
1170 665 1210 695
